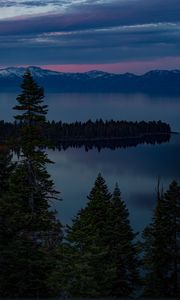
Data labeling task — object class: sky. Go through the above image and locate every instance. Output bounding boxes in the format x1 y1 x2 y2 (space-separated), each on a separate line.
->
0 0 180 73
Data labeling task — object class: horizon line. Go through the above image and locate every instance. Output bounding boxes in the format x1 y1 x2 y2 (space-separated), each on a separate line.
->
0 65 180 76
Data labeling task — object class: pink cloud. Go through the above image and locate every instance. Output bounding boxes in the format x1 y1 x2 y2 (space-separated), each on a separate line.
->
40 56 180 74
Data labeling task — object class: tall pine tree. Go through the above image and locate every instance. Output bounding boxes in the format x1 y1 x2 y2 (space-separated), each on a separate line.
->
66 175 140 297
108 183 140 296
0 70 63 297
142 180 180 297
66 173 111 297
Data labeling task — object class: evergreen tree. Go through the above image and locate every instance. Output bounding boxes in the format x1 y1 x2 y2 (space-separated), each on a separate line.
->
108 183 140 296
13 69 60 211
66 173 111 297
66 176 140 297
142 180 180 297
0 71 63 297
13 70 48 155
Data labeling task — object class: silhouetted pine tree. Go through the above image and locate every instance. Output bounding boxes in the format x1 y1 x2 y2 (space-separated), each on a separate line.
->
66 173 111 297
142 180 180 297
66 176 140 297
108 183 140 296
0 71 63 297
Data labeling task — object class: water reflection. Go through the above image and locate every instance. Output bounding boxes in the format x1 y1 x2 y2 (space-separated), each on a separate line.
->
1 92 180 231
48 134 180 232
54 134 170 152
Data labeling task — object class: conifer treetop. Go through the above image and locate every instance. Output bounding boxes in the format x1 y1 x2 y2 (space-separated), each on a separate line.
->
111 182 121 202
13 70 48 123
87 173 111 202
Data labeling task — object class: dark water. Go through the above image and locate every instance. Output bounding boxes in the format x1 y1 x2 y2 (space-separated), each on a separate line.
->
1 93 180 231
1 93 180 131
47 133 180 232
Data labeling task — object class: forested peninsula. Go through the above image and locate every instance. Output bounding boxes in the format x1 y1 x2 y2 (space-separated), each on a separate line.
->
0 119 171 151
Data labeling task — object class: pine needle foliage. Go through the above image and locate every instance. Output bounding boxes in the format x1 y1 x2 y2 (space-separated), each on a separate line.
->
142 180 180 297
66 175 140 297
0 71 63 297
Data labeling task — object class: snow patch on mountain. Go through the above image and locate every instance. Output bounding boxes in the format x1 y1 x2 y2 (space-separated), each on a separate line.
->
0 66 62 78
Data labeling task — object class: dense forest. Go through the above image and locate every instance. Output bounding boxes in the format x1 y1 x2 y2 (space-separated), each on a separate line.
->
44 119 171 150
0 71 179 297
0 118 171 151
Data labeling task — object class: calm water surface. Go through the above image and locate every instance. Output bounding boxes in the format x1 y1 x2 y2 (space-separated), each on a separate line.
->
1 93 180 231
47 134 180 232
1 92 180 131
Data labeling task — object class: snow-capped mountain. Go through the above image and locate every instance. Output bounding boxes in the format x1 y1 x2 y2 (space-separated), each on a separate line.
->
0 66 61 78
0 66 180 95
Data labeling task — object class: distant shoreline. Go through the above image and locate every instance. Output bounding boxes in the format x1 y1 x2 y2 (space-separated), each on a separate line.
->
0 120 173 150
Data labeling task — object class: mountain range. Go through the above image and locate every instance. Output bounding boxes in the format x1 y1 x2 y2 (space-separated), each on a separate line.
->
0 66 180 95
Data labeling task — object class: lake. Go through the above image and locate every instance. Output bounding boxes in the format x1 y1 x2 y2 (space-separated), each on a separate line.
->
0 92 180 232
1 92 180 131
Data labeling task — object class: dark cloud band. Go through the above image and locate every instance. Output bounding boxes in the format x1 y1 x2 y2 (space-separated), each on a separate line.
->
0 0 180 69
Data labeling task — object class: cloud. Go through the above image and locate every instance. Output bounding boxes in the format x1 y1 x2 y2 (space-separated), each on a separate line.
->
0 0 67 20
0 0 180 71
1 0 180 28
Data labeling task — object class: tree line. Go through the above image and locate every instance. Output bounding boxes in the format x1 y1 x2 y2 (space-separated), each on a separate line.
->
0 71 179 297
0 117 171 149
45 119 171 140
0 117 171 151
45 119 171 151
